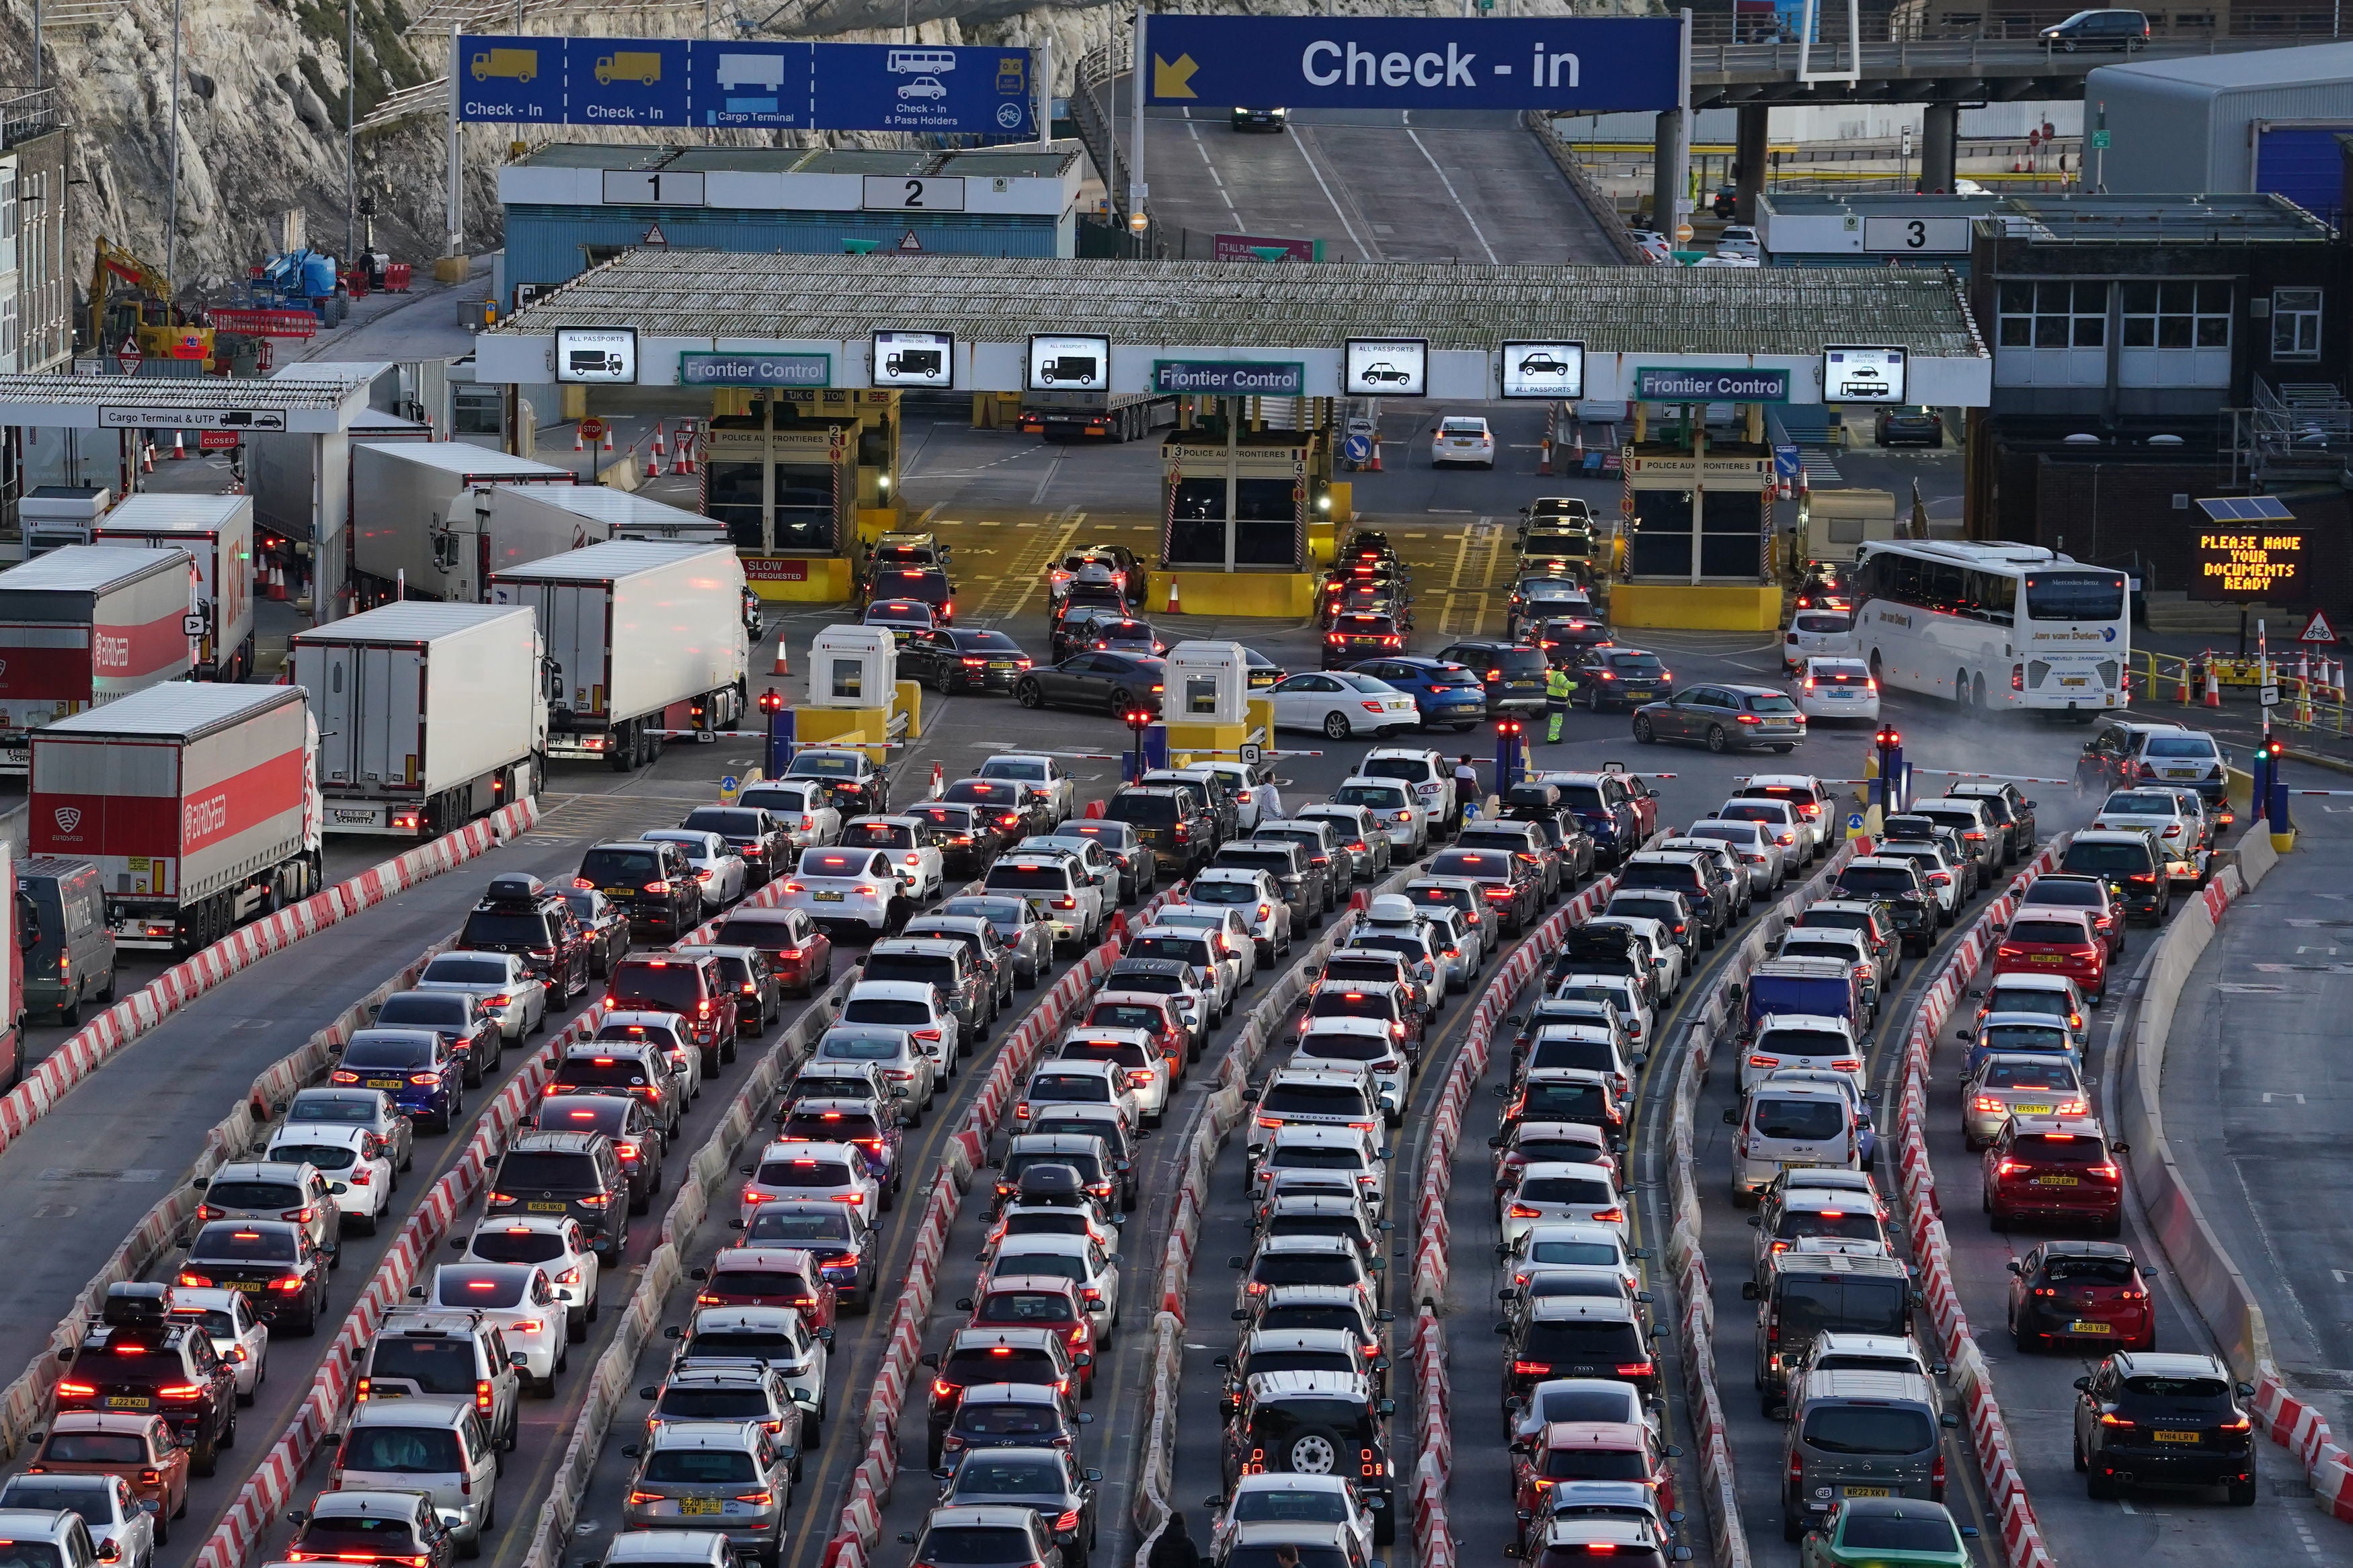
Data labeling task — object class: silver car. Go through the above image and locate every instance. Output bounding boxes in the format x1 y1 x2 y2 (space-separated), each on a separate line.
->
811 1024 938 1117
0 1472 155 1568
620 1420 797 1560
414 950 548 1043
941 894 1055 988
284 1085 415 1175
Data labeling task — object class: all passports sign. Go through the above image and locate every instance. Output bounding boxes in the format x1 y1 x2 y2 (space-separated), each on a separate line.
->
1141 16 1683 112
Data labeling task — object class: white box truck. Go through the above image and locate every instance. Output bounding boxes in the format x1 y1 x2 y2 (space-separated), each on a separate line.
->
290 602 548 838
30 682 323 953
0 545 198 776
350 442 575 605
490 540 748 771
91 493 257 682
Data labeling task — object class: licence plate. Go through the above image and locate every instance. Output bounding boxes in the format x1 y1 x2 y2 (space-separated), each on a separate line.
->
1760 719 1795 729
366 1077 403 1089
106 1396 151 1408
2153 1430 2200 1444
2034 1175 2080 1186
2061 677 2087 688
227 1280 263 1292
2013 1103 2053 1115
2165 768 2200 778
329 807 383 825
680 1498 723 1516
1841 1486 1891 1498
527 1200 568 1212
2070 1320 2113 1333
0 747 24 767
813 890 845 902
1625 690 1656 700
990 661 1016 671
602 886 635 898
2032 954 2064 964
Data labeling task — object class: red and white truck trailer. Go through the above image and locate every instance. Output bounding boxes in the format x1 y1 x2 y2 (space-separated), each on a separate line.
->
92 493 257 683
30 683 323 953
0 545 197 776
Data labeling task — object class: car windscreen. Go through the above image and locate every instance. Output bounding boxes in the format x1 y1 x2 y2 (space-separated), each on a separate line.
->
1751 1099 1849 1141
1800 1405 1934 1456
341 1423 463 1473
580 848 664 885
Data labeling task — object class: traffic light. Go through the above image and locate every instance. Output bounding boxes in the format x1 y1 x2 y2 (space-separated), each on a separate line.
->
1874 725 1901 751
759 689 784 716
2263 734 2286 761
1122 707 1154 734
1497 717 1525 738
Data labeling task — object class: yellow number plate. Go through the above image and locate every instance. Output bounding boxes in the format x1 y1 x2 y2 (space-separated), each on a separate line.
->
680 1497 723 1516
2034 1175 2080 1186
2153 1430 2200 1444
2069 1320 2113 1333
2013 1104 2053 1115
105 1397 151 1408
527 1200 568 1212
1841 1486 1892 1497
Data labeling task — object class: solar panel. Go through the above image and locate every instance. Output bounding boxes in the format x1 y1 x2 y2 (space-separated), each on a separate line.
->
2195 496 2295 522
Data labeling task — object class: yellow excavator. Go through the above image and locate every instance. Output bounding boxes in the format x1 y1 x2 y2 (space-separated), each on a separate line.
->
87 236 213 362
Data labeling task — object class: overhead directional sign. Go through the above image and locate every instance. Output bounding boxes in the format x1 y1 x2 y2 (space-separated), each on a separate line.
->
454 36 1033 134
1141 16 1682 112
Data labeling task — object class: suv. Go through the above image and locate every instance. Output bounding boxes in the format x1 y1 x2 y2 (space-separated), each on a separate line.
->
56 1284 238 1475
487 1130 632 1256
1831 860 1937 957
2058 829 2169 924
459 872 592 1002
1744 1250 1914 1415
2075 718 2197 795
192 1158 344 1266
867 938 993 1045
902 1507 1064 1568
619 1420 798 1562
608 954 738 1069
1905 797 2001 885
356 1308 525 1450
2073 1351 2256 1503
1219 1370 1397 1540
551 1037 686 1136
1103 787 1212 878
284 1491 456 1568
680 804 793 886
923 1327 1081 1460
1616 853 1729 943
1946 781 2038 864
577 839 701 939
1982 1113 2126 1233
1782 1368 1954 1540
1536 770 1659 869
984 856 1106 955
1794 901 1901 987
1435 638 1552 713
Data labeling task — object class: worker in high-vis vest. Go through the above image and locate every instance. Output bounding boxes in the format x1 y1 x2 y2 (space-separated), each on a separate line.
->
1545 664 1577 743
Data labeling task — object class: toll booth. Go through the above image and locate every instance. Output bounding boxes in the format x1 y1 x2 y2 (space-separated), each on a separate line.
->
1616 405 1780 631
699 390 899 604
1158 400 1336 618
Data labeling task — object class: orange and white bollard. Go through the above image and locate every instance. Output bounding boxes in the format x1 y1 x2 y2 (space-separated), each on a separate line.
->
651 422 668 474
2175 661 2191 704
140 440 155 474
169 431 187 460
573 424 586 454
601 423 615 454
2204 665 2224 708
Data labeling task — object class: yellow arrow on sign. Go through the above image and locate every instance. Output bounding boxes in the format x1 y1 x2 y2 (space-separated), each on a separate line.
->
1152 52 1199 99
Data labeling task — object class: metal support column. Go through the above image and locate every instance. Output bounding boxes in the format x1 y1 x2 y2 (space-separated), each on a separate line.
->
1919 101 1958 194
1734 104 1769 224
1650 108 1685 239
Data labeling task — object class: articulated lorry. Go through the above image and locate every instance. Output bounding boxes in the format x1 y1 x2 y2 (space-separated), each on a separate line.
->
92 493 257 683
290 602 548 838
350 442 575 603
0 545 198 776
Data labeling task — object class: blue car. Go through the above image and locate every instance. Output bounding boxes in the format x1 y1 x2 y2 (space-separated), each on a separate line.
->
1350 656 1489 733
331 1027 466 1132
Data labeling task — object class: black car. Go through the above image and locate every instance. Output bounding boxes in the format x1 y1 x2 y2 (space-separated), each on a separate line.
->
1015 654 1165 718
783 748 891 817
934 1447 1102 1558
680 805 793 887
1424 846 1543 934
458 872 593 1001
1571 647 1673 712
1219 1372 1397 1541
1948 782 2039 864
576 839 701 940
2038 6 2147 47
1436 638 1552 713
1323 612 1404 669
1874 407 1944 447
1531 616 1612 667
906 800 1013 876
941 778 1048 839
2074 1352 2255 1503
903 627 1035 695
1632 684 1806 753
58 1285 239 1472
674 943 787 1036
1502 794 1598 886
559 886 633 977
1833 859 1938 956
372 989 503 1087
532 1093 668 1212
867 564 956 622
1103 787 1210 876
1230 105 1287 130
1244 648 1286 690
487 1130 632 1257
177 1218 331 1335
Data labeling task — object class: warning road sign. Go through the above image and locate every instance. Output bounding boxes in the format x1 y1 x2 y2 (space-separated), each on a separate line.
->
2299 608 2339 643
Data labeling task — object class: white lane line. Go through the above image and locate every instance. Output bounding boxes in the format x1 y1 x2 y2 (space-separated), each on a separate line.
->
1185 116 1242 226
1406 127 1499 264
1289 126 1370 259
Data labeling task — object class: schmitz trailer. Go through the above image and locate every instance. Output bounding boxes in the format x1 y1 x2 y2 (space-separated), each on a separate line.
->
1019 389 1174 442
489 540 748 771
30 682 323 954
0 544 197 776
291 602 548 839
350 442 574 604
91 493 257 682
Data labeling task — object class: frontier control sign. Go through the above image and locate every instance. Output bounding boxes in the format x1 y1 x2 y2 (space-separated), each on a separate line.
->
1152 361 1306 397
1635 367 1789 403
1141 17 1682 112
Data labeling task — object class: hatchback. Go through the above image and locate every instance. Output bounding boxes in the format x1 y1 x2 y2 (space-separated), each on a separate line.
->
1796 658 1879 724
1993 909 2108 1003
1983 1114 2126 1233
2007 1239 2153 1352
619 1420 799 1563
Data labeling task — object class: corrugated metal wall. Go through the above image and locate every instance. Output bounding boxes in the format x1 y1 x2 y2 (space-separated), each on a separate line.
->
2254 124 2353 222
504 203 1066 298
2099 64 2353 194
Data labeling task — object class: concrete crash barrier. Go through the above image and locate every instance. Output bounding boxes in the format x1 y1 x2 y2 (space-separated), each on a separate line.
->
0 798 540 1166
1886 837 2069 1568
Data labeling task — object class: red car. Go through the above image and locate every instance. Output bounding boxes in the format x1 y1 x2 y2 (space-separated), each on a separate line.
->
1983 1114 2125 1235
712 906 836 998
607 954 740 1065
689 1245 838 1331
1510 1420 1676 1548
2006 1239 2154 1352
1993 909 2109 1004
2017 874 2125 960
954 1275 1097 1395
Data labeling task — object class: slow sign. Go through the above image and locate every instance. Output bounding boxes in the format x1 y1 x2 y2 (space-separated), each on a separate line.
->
2193 529 2306 601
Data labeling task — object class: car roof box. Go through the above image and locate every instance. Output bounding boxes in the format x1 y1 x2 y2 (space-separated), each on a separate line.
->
486 872 545 905
102 1281 173 1328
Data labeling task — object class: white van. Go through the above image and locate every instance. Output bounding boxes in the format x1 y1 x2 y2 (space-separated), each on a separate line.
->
331 1399 500 1549
1726 1079 1862 1199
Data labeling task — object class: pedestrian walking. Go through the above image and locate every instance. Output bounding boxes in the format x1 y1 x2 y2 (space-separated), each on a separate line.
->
1545 663 1577 743
1150 1513 1202 1568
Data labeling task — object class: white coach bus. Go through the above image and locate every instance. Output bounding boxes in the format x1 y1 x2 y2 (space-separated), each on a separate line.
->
1846 540 2131 716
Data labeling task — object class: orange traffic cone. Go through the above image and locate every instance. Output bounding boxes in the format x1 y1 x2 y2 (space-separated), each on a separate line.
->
2175 663 2190 704
266 561 287 600
1538 438 1552 477
1367 438 1384 472
601 423 615 454
1166 577 1181 615
573 424 585 454
140 440 155 474
771 643 790 677
651 423 669 475
2204 666 2223 708
677 428 699 474
170 431 187 460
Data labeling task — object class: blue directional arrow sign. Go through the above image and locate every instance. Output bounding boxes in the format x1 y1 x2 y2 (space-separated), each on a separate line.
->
1774 444 1802 479
1142 16 1682 112
814 42 1035 135
1343 434 1373 464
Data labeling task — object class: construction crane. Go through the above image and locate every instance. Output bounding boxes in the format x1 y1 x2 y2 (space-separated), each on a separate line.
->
87 236 213 363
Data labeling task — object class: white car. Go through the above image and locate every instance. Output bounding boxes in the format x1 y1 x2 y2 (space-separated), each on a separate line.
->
984 1233 1122 1329
1715 224 1762 257
1293 1017 1408 1124
1732 774 1837 860
1628 228 1675 264
1499 1161 1629 1247
1741 1013 1865 1094
1125 924 1242 1018
779 845 904 936
0 1475 155 1568
1191 760 1283 832
1796 657 1880 725
1181 868 1293 963
1015 1057 1142 1130
1053 1027 1170 1124
838 980 961 1075
1586 915 1683 1000
168 1286 270 1403
596 1009 705 1108
640 828 748 909
1782 609 1855 673
266 1122 396 1234
1295 804 1392 882
2092 788 2210 882
1710 796 1808 868
1152 904 1259 992
670 1305 830 1419
1681 819 1784 895
1359 747 1458 827
1875 840 1964 920
740 1139 881 1224
417 1262 569 1392
413 949 547 1043
1266 672 1419 740
455 1214 602 1338
1550 971 1654 1053
1211 1475 1378 1564
1021 834 1127 907
812 1024 937 1111
1331 774 1430 855
1432 415 1496 468
737 780 842 852
839 816 946 898
977 753 1077 825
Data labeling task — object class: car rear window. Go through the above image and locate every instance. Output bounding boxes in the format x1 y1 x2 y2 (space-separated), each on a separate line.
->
203 1182 304 1212
780 1110 883 1142
612 964 707 1011
921 1528 1039 1565
643 1450 758 1484
942 1348 1057 1385
842 998 932 1027
1842 1515 1957 1551
497 1151 600 1188
1755 1029 1853 1060
342 1424 463 1473
2143 735 2219 758
1521 1320 1641 1360
301 1519 420 1557
755 1155 852 1187
865 953 956 987
987 864 1073 891
655 1387 772 1422
556 1055 653 1088
422 956 508 985
2007 920 2089 944
367 1338 477 1394
1252 1253 1359 1288
1520 1175 1616 1204
1334 783 1408 809
1519 1081 1611 1121
1753 1100 1849 1142
469 1227 569 1265
745 1209 854 1247
461 910 552 946
580 848 664 884
1262 1081 1371 1115
683 808 764 837
1801 1405 1934 1455
2009 1133 2107 1165
2063 840 2157 874
1839 867 1919 895
271 1141 358 1172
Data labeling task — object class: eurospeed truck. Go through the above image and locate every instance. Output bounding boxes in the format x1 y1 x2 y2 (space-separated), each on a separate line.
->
290 602 547 838
30 682 323 954
0 545 197 776
490 540 748 772
350 442 575 604
91 493 257 682
1018 389 1175 442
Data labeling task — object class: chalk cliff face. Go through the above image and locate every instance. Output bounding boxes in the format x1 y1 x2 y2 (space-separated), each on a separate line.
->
49 0 1638 293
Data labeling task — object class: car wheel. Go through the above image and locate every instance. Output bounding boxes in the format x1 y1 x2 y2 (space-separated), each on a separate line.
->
191 1424 219 1479
1016 679 1045 708
1706 725 1729 753
1322 710 1353 741
1632 715 1656 745
2086 1468 2114 1501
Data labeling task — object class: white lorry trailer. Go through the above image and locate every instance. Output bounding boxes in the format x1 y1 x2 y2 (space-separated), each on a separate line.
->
290 602 548 838
350 442 575 605
0 545 198 776
489 540 748 771
92 493 257 683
